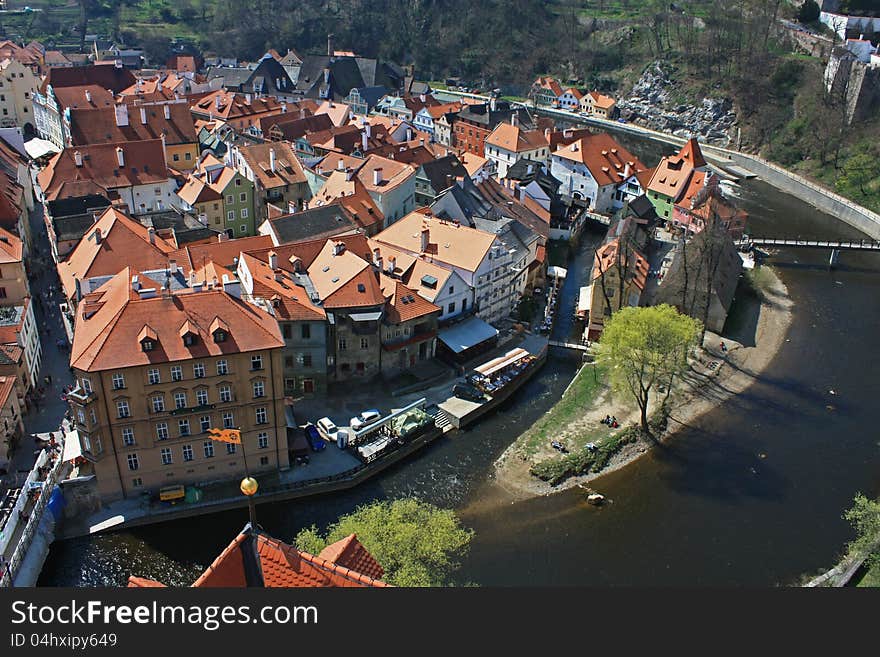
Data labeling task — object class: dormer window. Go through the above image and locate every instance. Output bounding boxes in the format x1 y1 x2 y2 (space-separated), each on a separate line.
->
139 324 158 352
180 320 198 346
210 317 230 343
214 330 227 342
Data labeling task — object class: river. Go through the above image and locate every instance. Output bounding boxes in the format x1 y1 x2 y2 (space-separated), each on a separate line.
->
38 141 880 587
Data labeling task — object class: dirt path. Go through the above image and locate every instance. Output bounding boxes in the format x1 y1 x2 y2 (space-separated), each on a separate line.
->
493 267 793 500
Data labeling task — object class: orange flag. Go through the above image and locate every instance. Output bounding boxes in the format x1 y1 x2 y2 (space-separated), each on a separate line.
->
207 427 242 444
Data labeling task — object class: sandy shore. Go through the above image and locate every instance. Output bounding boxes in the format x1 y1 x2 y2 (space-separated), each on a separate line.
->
493 267 794 499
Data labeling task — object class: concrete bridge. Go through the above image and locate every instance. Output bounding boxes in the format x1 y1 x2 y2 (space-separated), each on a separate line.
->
738 237 880 251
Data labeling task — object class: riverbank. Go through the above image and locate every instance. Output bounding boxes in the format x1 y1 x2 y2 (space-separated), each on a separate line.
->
493 266 794 499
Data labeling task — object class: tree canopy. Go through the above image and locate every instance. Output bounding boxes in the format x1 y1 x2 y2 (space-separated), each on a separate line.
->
295 498 474 587
598 304 702 436
844 493 880 569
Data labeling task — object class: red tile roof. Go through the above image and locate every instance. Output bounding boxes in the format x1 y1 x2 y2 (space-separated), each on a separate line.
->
379 275 440 323
51 85 115 111
69 102 198 147
318 534 385 581
235 141 307 190
37 140 171 202
41 63 136 95
554 133 647 187
70 267 284 372
131 526 389 588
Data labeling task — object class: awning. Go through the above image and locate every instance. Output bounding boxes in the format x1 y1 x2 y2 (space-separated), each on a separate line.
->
476 348 530 377
548 266 567 279
62 430 82 462
438 316 499 354
24 138 60 160
577 285 593 313
349 311 383 321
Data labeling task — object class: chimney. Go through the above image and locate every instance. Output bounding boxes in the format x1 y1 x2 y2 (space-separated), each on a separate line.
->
147 227 155 244
74 151 83 167
490 97 496 112
281 102 287 113
290 256 303 273
527 163 534 176
420 93 426 103
570 141 579 152
270 148 276 173
372 248 383 270
116 146 124 167
189 270 196 286
85 89 91 103
268 251 278 269
288 200 297 213
114 103 129 127
164 104 171 120
170 259 178 275
327 33 334 57
131 275 139 291
362 130 368 153
94 227 102 244
365 123 371 138
300 108 306 119
333 241 345 256
218 232 228 242
624 163 631 179
215 95 222 110
75 278 83 302
406 127 413 142
373 167 383 186
160 133 167 164
511 112 518 127
388 256 396 274
337 158 345 171
345 168 354 182
420 226 429 253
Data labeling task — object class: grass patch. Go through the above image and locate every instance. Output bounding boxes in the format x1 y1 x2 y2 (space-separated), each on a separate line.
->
743 267 777 301
529 408 668 486
519 364 607 457
857 564 880 588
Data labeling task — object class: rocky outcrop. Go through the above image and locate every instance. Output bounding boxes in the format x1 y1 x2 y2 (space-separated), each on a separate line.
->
617 61 738 145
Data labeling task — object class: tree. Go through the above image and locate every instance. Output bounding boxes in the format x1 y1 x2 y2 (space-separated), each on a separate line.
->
844 494 880 568
796 0 820 24
597 304 702 437
295 499 474 587
835 147 880 200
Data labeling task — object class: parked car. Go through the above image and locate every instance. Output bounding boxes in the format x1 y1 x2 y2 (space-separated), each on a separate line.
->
303 423 325 451
350 409 382 431
316 417 343 442
453 383 485 403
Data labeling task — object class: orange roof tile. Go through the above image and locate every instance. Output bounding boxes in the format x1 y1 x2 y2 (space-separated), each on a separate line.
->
486 123 549 153
0 227 22 264
553 133 647 187
235 142 306 190
57 207 177 300
70 267 284 372
239 252 326 321
318 534 385 580
69 102 198 147
171 235 273 271
379 275 441 323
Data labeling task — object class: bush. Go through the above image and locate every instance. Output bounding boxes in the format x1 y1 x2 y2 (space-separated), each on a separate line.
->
797 0 820 23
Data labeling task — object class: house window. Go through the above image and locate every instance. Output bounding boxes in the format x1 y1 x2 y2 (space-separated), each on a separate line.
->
152 395 165 413
127 454 139 471
338 338 347 351
302 353 312 368
89 408 97 424
226 443 237 455
301 324 311 339
203 441 214 458
239 193 247 202
174 392 187 409
227 210 235 221
116 400 130 418
253 381 265 398
219 385 232 402
251 355 263 370
82 378 92 394
157 423 168 440
240 225 247 234
183 444 193 461
193 363 206 378
185 152 192 160
200 415 211 432
147 368 160 384
141 338 154 351
260 456 269 466
255 407 268 424
226 195 234 204
235 178 241 186
132 477 143 488
196 389 208 406
223 411 234 429
216 359 228 375
77 410 85 424
112 373 125 389
360 338 369 350
283 324 292 339
258 432 269 449
448 302 456 314
161 447 173 465
173 153 180 162
121 428 135 446
178 419 190 436
171 365 183 381
241 208 248 218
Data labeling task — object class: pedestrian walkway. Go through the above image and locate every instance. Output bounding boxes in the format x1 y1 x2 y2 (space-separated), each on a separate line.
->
5 201 73 477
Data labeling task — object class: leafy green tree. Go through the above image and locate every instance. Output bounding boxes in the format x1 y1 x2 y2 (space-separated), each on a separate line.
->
835 148 880 200
796 0 820 23
597 305 702 437
295 499 474 587
844 494 880 569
